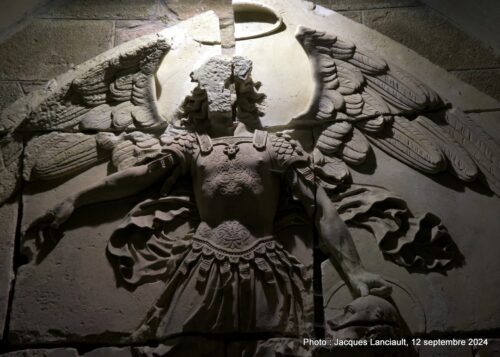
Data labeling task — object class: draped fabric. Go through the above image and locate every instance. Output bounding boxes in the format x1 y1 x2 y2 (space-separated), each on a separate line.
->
135 236 313 336
107 181 455 291
106 182 314 336
107 183 198 287
108 182 455 290
330 184 456 269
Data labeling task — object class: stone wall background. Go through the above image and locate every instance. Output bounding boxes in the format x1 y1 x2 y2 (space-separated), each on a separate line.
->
0 0 499 356
317 0 500 104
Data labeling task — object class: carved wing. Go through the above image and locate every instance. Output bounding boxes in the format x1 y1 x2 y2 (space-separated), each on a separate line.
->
295 26 500 197
290 26 500 271
22 131 165 183
0 35 171 204
1 35 169 134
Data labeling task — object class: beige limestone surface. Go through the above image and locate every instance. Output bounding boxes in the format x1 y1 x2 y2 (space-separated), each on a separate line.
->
0 0 499 351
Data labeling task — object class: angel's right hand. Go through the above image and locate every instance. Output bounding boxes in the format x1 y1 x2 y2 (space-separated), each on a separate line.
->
24 198 75 259
46 197 75 230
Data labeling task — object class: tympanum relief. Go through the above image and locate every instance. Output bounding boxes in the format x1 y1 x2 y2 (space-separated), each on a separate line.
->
0 0 499 355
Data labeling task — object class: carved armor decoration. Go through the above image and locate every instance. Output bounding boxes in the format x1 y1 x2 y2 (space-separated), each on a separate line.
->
105 129 316 341
199 139 264 197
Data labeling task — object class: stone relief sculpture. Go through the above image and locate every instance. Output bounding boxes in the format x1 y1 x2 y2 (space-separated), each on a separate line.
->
0 0 499 355
21 55 394 350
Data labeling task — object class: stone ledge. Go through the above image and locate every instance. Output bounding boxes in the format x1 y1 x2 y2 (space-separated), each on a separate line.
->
162 0 233 21
336 10 362 23
326 0 422 11
0 19 114 81
452 69 500 102
115 20 173 46
41 0 159 20
363 7 500 71
19 81 49 95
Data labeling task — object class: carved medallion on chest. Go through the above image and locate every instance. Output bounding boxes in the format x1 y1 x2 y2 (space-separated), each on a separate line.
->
223 144 239 159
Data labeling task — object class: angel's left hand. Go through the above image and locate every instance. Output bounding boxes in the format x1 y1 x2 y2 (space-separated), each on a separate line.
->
347 269 392 297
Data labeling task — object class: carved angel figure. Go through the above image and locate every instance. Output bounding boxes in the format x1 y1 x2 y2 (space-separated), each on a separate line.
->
25 56 390 344
1 1 499 355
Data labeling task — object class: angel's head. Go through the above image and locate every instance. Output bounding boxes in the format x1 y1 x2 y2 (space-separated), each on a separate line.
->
178 55 265 136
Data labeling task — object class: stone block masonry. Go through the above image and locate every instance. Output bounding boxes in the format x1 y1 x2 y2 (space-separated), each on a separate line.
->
0 1 499 356
314 1 500 103
0 0 498 100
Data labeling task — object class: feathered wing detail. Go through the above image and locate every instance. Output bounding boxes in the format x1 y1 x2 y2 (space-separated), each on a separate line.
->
296 25 500 196
293 26 500 271
365 116 447 174
295 26 441 121
441 108 500 193
315 122 370 166
21 125 198 188
414 115 478 182
97 131 164 171
23 133 108 181
1 35 169 134
0 35 173 204
21 131 167 183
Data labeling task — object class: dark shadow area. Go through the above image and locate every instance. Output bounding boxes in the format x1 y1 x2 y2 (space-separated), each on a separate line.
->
386 242 466 276
426 171 495 198
349 148 377 175
235 9 278 25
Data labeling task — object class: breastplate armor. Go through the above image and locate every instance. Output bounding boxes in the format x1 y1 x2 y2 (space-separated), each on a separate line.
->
196 136 268 198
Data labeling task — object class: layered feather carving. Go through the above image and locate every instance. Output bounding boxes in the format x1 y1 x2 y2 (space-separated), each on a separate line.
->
22 131 165 183
366 116 447 174
316 122 370 166
442 109 500 195
23 133 108 181
414 116 478 182
297 25 500 196
1 35 170 134
295 25 442 123
97 131 163 171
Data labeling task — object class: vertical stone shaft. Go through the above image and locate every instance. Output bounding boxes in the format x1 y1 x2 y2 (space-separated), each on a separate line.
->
215 0 235 56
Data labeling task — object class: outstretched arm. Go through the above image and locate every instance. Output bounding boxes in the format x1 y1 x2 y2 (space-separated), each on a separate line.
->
30 153 180 237
286 164 391 297
72 156 178 209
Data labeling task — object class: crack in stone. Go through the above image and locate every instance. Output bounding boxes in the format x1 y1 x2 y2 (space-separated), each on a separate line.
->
1 137 26 343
